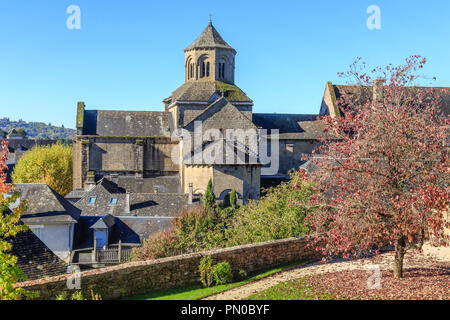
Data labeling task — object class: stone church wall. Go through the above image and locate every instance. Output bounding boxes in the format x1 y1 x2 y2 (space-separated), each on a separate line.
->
73 137 179 189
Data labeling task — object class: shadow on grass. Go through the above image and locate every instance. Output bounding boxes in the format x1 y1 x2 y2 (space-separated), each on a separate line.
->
124 259 313 300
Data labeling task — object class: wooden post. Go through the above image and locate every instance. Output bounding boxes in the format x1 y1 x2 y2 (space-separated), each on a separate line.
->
118 240 122 262
93 235 97 262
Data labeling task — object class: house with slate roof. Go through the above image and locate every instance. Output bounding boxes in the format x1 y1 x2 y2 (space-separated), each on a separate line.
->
69 177 200 266
13 183 81 263
8 224 68 280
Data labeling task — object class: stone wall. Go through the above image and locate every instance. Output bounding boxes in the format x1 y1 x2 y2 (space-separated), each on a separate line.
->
18 236 319 300
73 136 179 189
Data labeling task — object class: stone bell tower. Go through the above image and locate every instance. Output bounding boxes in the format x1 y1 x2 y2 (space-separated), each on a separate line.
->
184 19 236 84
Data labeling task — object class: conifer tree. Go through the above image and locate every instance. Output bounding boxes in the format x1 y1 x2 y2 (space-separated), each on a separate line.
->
203 178 215 209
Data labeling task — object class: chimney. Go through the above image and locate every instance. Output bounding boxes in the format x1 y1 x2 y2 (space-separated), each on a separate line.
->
109 173 119 184
373 79 384 104
188 183 193 205
84 171 96 191
124 192 130 214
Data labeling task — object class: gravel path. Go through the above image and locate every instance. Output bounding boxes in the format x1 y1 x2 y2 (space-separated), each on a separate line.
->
203 245 449 300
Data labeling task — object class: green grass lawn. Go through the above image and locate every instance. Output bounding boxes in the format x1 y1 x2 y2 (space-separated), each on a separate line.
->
245 279 336 300
126 260 309 300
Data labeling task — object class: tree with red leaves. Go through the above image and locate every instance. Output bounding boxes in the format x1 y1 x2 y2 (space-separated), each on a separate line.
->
304 56 449 278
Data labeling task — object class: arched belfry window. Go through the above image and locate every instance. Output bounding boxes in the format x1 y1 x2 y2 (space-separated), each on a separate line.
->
217 60 226 79
197 55 210 79
201 62 205 78
187 57 195 80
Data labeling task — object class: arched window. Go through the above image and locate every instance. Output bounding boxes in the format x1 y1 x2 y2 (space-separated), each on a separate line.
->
206 62 210 77
221 63 225 79
223 193 231 207
201 61 206 78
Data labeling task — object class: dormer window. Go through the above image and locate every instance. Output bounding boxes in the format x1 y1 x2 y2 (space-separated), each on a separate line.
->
88 196 96 204
109 198 118 205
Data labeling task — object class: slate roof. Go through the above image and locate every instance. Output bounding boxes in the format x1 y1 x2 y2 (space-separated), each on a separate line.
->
184 97 257 131
0 139 57 154
166 81 252 105
82 110 171 137
129 193 195 216
91 214 115 229
112 175 181 193
73 216 173 249
8 225 67 280
14 184 81 223
323 84 450 117
74 178 196 217
185 21 235 52
65 189 87 204
252 113 331 140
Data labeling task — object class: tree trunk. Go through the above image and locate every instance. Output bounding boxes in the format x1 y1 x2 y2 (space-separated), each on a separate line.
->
394 236 406 278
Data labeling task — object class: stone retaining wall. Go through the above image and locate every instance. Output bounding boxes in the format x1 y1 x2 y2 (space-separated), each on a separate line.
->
18 236 320 300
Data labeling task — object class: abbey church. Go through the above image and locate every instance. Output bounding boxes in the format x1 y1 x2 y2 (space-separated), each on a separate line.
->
72 21 340 205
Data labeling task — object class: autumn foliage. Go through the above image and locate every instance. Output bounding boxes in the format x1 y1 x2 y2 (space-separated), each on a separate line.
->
12 143 73 196
0 141 37 299
304 56 449 278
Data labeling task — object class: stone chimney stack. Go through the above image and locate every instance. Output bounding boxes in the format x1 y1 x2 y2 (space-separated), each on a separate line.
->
373 79 384 104
84 171 96 191
124 192 130 214
188 183 193 205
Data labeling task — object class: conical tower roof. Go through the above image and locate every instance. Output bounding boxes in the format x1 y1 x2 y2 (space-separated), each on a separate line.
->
185 21 235 52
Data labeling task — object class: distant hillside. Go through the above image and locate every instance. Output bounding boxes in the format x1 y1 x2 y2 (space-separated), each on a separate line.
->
0 117 76 140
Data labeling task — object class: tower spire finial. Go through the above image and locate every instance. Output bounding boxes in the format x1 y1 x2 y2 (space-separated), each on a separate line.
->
209 13 212 25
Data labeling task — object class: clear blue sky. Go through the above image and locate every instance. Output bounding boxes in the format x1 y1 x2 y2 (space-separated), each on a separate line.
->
1 0 449 128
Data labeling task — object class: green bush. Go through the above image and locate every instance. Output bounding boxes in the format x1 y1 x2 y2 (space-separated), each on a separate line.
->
238 269 248 280
133 170 317 261
55 290 101 300
225 170 315 246
203 178 215 209
199 256 214 287
213 262 233 285
132 205 228 260
55 292 68 300
70 291 86 300
230 189 237 209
